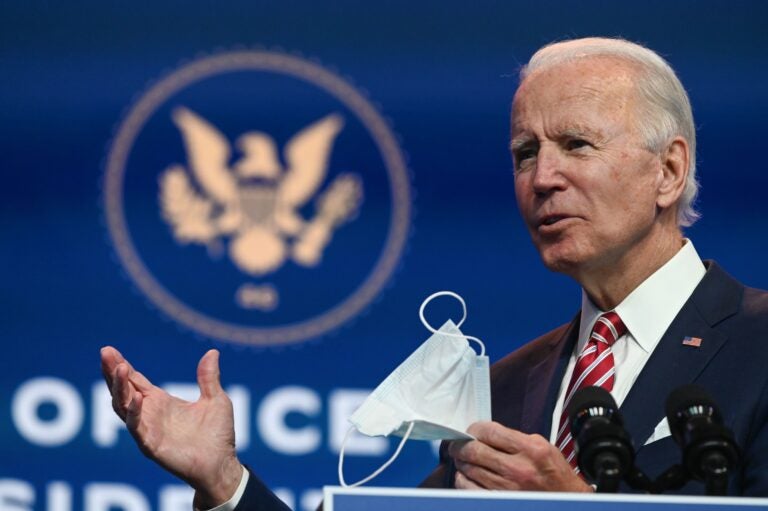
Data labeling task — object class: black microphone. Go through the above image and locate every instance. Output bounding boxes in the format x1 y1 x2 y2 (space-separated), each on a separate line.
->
567 386 637 492
665 385 740 495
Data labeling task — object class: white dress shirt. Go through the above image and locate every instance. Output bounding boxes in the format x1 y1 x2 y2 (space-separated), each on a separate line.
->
548 240 706 445
201 468 250 511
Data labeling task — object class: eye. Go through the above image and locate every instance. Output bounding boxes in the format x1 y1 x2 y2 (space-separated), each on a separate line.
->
512 142 539 167
565 138 591 151
516 148 537 162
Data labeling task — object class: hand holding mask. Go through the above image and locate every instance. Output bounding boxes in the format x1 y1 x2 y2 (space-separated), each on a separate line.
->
339 291 491 486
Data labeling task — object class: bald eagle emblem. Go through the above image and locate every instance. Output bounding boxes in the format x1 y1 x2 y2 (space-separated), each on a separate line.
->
159 107 363 303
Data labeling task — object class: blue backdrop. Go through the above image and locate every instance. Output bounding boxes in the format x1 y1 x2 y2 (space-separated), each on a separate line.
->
2 1 768 510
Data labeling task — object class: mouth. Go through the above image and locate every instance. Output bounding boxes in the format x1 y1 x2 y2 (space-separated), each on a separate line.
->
541 215 566 226
536 214 578 232
539 214 571 226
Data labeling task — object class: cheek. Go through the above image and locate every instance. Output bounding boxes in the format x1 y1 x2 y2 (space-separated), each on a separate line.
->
596 184 658 242
513 177 533 215
598 159 658 214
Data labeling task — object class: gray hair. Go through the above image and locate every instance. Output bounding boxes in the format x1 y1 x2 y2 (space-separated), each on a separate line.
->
520 37 699 227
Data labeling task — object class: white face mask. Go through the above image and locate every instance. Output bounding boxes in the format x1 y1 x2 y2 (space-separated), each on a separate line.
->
338 291 491 487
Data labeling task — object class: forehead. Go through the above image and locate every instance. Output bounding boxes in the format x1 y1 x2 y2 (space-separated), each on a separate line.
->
511 57 640 136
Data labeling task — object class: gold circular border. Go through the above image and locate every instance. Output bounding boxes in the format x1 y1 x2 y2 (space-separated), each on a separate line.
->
104 51 412 346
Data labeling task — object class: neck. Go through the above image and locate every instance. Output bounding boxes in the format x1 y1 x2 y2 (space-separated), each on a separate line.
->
577 225 684 311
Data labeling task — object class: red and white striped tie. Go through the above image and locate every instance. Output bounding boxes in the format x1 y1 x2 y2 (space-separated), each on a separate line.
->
555 311 627 472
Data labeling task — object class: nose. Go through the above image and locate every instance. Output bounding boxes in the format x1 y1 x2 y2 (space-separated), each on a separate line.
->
532 145 567 197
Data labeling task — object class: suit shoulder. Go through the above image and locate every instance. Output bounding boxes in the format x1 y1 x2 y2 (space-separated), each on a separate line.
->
719 284 768 343
741 285 768 317
698 261 768 326
490 322 571 377
699 270 768 362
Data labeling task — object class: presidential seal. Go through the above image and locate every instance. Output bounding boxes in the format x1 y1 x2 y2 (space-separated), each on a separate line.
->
103 50 412 346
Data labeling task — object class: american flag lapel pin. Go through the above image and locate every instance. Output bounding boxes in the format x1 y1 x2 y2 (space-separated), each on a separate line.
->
682 336 703 348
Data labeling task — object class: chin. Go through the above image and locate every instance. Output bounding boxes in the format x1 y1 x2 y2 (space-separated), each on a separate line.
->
536 243 588 277
541 257 581 276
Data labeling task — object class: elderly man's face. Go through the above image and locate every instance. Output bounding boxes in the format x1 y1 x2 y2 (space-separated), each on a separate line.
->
512 58 665 278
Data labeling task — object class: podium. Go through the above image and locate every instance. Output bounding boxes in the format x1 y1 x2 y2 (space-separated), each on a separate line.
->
323 487 768 510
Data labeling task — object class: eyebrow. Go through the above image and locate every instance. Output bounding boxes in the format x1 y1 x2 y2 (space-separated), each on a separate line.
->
558 125 604 140
509 136 535 152
510 124 606 151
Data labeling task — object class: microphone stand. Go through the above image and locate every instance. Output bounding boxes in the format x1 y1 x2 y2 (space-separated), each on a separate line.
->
623 465 653 493
648 464 688 494
622 460 729 495
593 452 622 493
701 452 730 496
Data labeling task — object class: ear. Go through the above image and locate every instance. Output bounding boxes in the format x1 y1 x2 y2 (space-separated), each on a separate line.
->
656 136 690 210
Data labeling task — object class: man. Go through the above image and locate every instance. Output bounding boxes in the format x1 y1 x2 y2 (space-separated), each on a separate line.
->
101 37 768 509
421 37 768 495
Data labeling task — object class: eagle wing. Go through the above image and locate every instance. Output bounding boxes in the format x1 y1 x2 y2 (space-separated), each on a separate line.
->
278 114 344 208
171 107 238 205
159 165 218 243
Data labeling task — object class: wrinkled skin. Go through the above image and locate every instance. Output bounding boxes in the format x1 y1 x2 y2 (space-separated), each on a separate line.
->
512 56 688 310
100 346 242 509
450 422 592 492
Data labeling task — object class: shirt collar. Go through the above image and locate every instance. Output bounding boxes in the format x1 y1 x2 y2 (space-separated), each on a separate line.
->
578 240 706 353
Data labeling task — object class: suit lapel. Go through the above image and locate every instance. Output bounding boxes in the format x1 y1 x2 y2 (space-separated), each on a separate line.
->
521 317 580 437
620 304 728 451
620 261 742 453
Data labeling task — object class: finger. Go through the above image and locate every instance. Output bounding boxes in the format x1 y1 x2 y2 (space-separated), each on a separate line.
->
468 421 528 454
101 346 126 389
456 460 519 491
125 391 143 434
102 346 155 393
450 436 526 475
471 426 563 477
448 439 472 459
111 363 133 421
126 367 155 393
454 470 484 490
197 349 223 399
450 438 498 465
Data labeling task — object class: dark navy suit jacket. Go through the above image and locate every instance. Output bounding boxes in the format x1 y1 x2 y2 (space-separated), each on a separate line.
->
238 261 768 509
421 261 768 495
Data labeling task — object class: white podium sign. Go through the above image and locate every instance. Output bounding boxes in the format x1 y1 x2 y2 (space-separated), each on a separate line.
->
324 486 768 511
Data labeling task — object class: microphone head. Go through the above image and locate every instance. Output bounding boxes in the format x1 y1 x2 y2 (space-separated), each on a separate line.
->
665 384 722 446
567 386 621 436
665 384 719 422
566 386 634 485
664 384 739 481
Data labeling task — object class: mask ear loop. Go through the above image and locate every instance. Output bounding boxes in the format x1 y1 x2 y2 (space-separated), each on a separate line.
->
338 421 415 488
419 291 485 356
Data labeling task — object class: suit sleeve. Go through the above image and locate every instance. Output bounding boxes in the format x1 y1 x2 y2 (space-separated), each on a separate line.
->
740 375 768 495
233 466 292 511
419 440 456 488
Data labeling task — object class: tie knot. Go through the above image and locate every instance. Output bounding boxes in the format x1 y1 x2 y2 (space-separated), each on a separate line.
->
590 311 626 346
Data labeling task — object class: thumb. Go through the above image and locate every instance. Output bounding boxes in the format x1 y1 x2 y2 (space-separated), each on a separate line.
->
197 349 223 399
